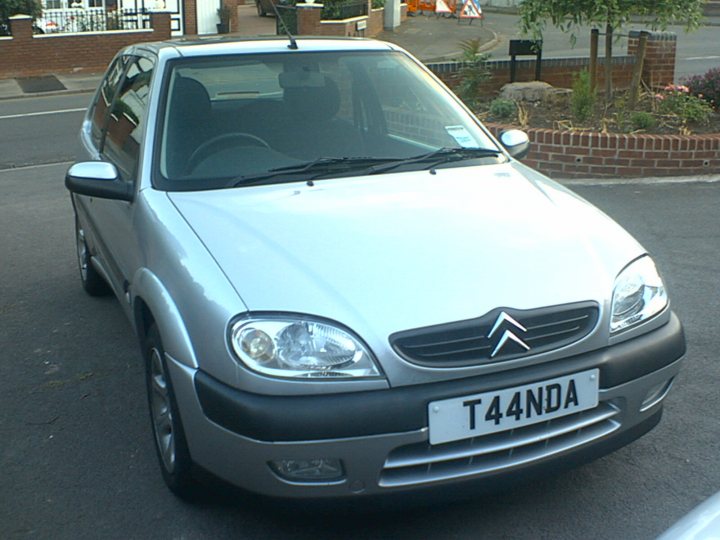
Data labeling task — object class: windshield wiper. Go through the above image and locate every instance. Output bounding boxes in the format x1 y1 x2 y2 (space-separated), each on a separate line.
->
231 156 399 187
366 147 503 175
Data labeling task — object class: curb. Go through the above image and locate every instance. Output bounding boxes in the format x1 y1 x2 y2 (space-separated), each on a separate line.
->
416 28 501 63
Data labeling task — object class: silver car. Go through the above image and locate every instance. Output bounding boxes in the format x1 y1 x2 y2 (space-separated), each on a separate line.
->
65 37 686 499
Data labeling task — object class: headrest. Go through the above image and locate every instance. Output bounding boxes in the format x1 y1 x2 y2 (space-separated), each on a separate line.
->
282 76 341 123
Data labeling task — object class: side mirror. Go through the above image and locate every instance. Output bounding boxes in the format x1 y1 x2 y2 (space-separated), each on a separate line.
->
499 129 531 160
65 162 133 202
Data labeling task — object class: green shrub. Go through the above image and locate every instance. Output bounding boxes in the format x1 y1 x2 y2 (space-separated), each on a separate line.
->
630 111 657 131
371 0 384 8
657 84 714 125
0 0 41 32
456 39 490 110
488 98 517 120
571 70 596 123
684 68 720 110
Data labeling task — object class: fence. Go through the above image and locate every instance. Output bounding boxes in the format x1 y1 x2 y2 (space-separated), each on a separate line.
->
0 13 171 78
35 8 152 34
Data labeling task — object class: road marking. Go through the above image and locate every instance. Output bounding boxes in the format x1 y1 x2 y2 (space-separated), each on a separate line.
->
0 161 73 173
684 55 720 61
0 108 85 120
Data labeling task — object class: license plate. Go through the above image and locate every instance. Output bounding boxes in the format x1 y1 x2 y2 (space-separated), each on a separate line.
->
428 369 599 445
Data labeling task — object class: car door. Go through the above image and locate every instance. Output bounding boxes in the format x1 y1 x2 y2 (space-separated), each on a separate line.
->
79 54 156 313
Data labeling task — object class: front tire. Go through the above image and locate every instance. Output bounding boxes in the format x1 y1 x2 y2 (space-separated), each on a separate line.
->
144 324 199 499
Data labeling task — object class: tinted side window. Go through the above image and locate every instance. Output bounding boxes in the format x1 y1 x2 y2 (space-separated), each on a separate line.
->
90 56 127 149
103 56 154 180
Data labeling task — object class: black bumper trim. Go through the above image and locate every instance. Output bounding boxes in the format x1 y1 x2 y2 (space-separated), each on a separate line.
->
195 312 684 442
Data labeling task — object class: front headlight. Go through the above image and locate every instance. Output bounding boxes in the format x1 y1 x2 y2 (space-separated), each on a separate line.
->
229 316 382 379
610 256 668 333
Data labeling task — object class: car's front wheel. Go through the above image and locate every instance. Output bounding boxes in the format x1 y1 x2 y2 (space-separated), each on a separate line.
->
74 215 110 296
144 324 199 499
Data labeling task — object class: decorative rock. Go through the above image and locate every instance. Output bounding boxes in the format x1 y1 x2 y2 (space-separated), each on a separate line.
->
499 81 560 103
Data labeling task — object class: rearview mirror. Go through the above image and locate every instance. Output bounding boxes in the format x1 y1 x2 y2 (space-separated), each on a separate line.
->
65 162 133 202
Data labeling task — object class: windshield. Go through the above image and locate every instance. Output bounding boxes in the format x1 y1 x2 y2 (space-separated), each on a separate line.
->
157 51 503 191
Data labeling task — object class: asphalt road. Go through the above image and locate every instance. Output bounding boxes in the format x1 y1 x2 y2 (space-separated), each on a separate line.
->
1 94 719 539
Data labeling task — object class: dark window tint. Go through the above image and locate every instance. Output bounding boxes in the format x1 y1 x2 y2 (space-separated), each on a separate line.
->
91 56 128 149
103 56 154 180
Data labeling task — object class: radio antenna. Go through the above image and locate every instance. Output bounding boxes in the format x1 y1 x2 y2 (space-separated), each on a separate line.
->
270 2 298 50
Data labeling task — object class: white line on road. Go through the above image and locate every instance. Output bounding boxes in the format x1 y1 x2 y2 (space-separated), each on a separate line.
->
0 108 85 120
0 161 73 173
684 55 720 61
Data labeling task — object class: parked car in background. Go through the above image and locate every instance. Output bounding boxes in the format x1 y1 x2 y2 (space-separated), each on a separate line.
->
65 37 686 500
255 0 286 17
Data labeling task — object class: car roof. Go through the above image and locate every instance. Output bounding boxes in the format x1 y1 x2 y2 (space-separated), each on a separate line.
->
127 37 400 60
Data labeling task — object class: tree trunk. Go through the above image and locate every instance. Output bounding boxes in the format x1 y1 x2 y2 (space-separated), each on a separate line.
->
605 23 613 103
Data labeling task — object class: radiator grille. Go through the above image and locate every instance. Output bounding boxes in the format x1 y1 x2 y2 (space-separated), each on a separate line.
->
391 302 599 367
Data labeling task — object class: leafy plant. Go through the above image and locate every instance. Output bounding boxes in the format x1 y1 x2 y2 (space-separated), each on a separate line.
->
571 70 595 123
456 39 490 110
656 84 713 125
0 0 41 32
217 3 232 24
520 0 704 99
371 0 384 8
322 0 366 20
630 111 657 131
488 98 517 120
684 67 720 110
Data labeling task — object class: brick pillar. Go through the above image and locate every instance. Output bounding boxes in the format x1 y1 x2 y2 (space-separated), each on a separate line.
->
184 0 198 35
297 3 323 36
628 30 677 88
8 15 34 39
150 13 172 39
224 0 240 32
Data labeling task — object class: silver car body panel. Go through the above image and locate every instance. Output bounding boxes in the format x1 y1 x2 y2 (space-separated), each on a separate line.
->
69 37 685 497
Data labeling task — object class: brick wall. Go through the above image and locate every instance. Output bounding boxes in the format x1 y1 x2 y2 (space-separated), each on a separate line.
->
0 13 171 78
485 123 720 178
430 56 636 95
297 1 386 38
429 31 678 94
627 31 677 88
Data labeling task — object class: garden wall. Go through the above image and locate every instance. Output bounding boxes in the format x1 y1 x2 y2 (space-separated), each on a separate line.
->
296 2 407 37
0 13 171 79
485 123 720 178
428 31 678 94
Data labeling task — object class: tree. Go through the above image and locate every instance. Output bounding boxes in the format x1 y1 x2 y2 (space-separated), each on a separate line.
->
519 0 704 99
0 0 42 33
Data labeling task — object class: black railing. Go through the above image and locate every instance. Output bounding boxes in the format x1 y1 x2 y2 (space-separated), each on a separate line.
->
322 0 367 20
34 8 151 34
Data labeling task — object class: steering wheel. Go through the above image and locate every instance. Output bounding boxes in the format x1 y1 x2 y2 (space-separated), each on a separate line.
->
186 132 271 173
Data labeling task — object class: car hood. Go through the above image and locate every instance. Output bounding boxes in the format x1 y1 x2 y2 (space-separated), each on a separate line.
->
167 163 644 340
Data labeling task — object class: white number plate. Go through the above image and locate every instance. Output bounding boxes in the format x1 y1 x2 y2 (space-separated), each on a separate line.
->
428 369 600 445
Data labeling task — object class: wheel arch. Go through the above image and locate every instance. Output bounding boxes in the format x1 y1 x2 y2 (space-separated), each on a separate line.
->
132 267 199 369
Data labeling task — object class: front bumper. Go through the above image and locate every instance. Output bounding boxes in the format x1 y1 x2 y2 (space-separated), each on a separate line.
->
167 312 685 498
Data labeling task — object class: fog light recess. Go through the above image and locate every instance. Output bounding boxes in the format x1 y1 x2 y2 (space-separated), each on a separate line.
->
269 458 345 483
640 377 675 412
